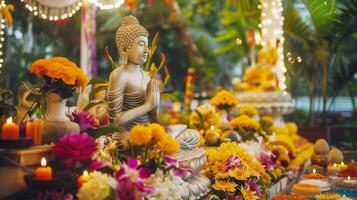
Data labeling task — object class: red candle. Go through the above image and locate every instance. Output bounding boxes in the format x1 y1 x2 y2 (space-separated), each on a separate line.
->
2 117 20 140
35 157 52 180
77 170 90 188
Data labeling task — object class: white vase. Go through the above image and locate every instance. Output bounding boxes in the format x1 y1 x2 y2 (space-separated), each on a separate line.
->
45 93 69 121
43 93 79 143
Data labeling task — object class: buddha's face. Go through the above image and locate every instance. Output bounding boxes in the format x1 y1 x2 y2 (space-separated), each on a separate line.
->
126 35 149 65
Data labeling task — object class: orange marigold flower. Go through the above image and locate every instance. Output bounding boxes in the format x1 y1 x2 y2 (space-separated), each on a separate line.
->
129 125 153 146
157 135 180 155
148 123 166 141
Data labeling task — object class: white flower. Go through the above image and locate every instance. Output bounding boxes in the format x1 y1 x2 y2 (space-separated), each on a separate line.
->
145 170 186 200
77 171 113 200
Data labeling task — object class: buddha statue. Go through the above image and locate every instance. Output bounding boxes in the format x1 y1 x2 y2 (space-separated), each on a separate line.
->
106 15 160 146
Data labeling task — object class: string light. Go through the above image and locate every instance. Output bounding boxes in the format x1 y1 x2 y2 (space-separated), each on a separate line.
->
88 0 124 10
20 0 83 21
235 38 242 45
0 0 6 73
260 0 286 90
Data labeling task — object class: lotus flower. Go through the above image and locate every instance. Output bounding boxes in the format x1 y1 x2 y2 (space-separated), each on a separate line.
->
72 111 100 132
52 133 98 168
114 158 154 200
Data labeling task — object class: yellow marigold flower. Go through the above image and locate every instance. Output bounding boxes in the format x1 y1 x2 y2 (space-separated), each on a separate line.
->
240 185 258 200
212 180 237 193
129 125 153 146
210 90 238 109
157 135 180 155
148 123 166 141
239 105 258 117
230 115 261 130
261 116 274 126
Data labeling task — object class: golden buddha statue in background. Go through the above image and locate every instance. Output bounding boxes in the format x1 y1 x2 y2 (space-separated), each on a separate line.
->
106 15 160 144
234 46 279 92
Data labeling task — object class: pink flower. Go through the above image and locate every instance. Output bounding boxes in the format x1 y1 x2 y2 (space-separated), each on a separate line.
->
225 155 243 171
72 111 100 132
246 179 262 197
164 156 192 177
258 153 275 171
114 158 154 200
52 133 98 168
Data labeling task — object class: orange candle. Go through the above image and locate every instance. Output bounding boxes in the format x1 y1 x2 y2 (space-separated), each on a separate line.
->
2 117 20 140
33 121 43 146
77 170 90 188
26 121 35 139
35 157 52 180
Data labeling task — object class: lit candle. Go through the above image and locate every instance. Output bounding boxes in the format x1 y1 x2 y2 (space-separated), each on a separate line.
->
313 168 316 174
26 120 35 139
77 170 90 188
2 117 20 140
327 163 340 175
344 176 357 184
35 157 52 180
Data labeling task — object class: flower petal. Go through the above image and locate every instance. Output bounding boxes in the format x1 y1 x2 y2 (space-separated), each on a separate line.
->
138 167 151 179
127 157 139 169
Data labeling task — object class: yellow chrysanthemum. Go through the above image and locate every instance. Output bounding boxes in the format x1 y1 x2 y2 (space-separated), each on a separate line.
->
213 180 237 193
240 185 258 200
230 115 261 130
156 135 180 155
229 168 251 180
129 125 153 146
210 90 238 109
239 105 258 118
261 116 274 126
148 123 166 141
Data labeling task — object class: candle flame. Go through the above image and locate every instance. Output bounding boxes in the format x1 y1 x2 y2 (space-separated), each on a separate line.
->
41 157 47 167
348 176 351 180
333 163 337 167
83 170 88 176
210 125 214 130
6 117 13 123
341 162 345 165
313 169 316 174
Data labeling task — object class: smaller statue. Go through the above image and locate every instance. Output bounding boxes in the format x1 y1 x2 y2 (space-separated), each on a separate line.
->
233 46 279 92
16 84 36 123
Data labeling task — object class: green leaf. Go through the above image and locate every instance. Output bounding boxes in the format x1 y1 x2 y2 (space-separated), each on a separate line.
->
160 93 178 101
87 77 108 85
87 125 125 138
89 86 108 100
83 100 107 112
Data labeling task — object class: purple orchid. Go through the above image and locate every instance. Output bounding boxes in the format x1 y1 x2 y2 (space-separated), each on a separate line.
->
226 192 243 200
225 155 243 171
114 158 154 200
246 179 262 197
164 156 193 177
72 111 100 132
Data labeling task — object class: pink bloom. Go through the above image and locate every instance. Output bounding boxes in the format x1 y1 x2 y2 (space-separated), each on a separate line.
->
164 156 192 177
72 111 100 132
52 133 98 168
258 153 275 171
246 179 262 197
225 155 242 171
114 158 154 199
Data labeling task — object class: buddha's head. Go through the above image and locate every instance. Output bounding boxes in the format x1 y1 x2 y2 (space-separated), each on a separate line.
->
116 15 149 65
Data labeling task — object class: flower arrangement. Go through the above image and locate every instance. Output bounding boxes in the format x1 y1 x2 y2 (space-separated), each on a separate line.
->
205 142 269 199
260 115 274 135
51 123 188 200
29 57 89 98
72 111 100 133
230 115 265 142
210 90 238 110
239 105 258 118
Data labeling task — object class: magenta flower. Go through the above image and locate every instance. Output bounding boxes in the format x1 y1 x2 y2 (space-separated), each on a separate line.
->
114 158 154 200
164 156 192 177
258 153 275 171
52 133 98 168
246 179 262 197
225 155 242 171
72 111 100 132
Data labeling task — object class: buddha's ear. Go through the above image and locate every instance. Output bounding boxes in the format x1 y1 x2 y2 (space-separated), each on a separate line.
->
121 46 127 53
